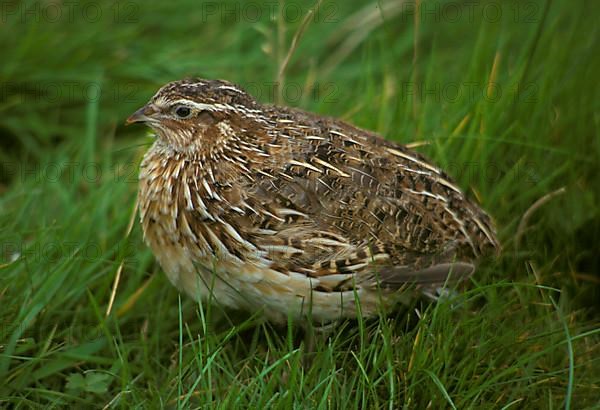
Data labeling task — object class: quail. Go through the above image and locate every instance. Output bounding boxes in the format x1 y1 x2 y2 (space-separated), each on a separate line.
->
127 78 499 323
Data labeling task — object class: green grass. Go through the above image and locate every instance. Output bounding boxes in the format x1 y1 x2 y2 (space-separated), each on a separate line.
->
1 0 599 407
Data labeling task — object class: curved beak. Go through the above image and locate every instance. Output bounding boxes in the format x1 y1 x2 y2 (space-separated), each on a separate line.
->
125 104 157 125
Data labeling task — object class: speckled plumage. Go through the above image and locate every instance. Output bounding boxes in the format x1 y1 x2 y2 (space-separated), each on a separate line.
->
128 78 499 323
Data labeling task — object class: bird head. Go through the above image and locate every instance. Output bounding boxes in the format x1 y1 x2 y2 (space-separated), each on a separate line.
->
126 78 265 156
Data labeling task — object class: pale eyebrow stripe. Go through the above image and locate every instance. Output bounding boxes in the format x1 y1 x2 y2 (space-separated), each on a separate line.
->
170 99 224 111
168 99 265 120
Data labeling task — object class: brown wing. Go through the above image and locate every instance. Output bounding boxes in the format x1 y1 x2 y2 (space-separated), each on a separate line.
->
218 106 498 292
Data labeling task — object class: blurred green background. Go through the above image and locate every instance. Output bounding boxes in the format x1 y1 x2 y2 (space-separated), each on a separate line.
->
1 0 599 407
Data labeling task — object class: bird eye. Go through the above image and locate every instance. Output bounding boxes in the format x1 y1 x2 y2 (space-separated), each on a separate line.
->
174 106 192 119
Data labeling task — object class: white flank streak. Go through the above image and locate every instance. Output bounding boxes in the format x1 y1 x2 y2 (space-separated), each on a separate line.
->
278 172 294 180
314 230 349 242
236 162 250 174
385 147 440 173
241 201 258 214
179 213 197 241
218 218 256 249
369 211 384 223
289 160 322 173
313 157 351 177
207 167 216 183
399 165 431 176
205 226 237 260
261 209 285 222
194 193 214 221
172 161 183 179
305 135 326 140
276 208 309 218
183 183 194 210
257 169 274 178
407 189 448 202
436 177 463 194
445 208 476 251
318 177 334 191
473 216 497 246
329 129 348 138
347 166 372 179
202 179 214 198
